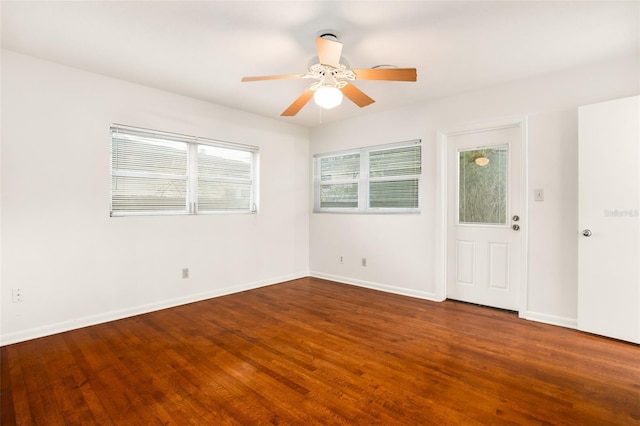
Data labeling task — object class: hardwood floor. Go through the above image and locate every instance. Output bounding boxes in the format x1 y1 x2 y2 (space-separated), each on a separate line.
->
2 277 639 425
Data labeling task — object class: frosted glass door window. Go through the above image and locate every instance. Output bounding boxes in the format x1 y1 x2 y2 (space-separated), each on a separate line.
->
458 147 508 225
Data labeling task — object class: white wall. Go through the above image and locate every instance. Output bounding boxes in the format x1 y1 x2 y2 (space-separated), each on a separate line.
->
310 54 639 327
1 50 310 345
3 49 638 345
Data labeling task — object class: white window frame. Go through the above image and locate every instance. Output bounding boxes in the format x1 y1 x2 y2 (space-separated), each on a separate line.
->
313 140 421 214
111 124 259 217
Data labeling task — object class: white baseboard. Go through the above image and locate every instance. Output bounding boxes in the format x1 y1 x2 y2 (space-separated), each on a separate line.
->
3 272 580 346
0 271 308 347
313 273 580 331
310 271 441 301
522 310 578 329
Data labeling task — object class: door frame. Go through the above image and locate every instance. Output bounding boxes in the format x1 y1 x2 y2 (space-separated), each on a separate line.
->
435 116 529 317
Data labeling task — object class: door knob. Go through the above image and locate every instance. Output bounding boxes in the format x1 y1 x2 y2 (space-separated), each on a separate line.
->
512 224 520 231
582 229 592 237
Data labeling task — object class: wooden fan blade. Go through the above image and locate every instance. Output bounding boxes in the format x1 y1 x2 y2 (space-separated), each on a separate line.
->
281 89 315 116
241 74 304 82
353 68 417 81
316 37 343 68
341 83 375 108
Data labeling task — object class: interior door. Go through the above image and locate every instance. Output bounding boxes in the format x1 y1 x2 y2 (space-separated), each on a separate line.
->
447 125 522 311
578 96 640 343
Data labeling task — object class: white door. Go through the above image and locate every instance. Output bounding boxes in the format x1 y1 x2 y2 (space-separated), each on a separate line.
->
447 125 523 311
578 96 640 344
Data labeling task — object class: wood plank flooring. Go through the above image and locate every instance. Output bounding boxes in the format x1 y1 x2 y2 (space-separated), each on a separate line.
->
2 277 639 425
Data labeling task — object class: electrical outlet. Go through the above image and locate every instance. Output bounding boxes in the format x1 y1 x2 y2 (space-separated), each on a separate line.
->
182 268 189 279
339 256 344 264
12 288 23 303
362 258 367 267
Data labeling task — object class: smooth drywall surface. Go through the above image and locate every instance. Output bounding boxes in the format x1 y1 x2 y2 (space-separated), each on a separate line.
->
309 54 639 326
526 110 580 326
1 50 310 345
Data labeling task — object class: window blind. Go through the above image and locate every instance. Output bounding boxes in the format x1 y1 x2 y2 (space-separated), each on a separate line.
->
111 125 258 216
111 127 190 214
197 144 253 212
319 153 360 208
368 145 421 209
314 140 421 213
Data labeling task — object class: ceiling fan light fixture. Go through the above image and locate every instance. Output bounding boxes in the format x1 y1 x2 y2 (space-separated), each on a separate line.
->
313 86 343 109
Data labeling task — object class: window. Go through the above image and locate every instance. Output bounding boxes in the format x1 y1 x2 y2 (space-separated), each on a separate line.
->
314 140 421 213
458 146 507 225
111 124 258 216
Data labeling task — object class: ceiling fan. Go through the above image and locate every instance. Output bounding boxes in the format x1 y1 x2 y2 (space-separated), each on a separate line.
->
241 33 417 116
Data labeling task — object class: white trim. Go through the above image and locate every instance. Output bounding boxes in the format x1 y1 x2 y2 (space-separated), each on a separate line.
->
523 310 578 329
0 271 309 347
436 116 529 315
518 118 530 315
312 139 421 158
310 271 440 301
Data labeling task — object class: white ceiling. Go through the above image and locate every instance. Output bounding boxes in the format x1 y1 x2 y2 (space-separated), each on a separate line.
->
2 1 638 128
